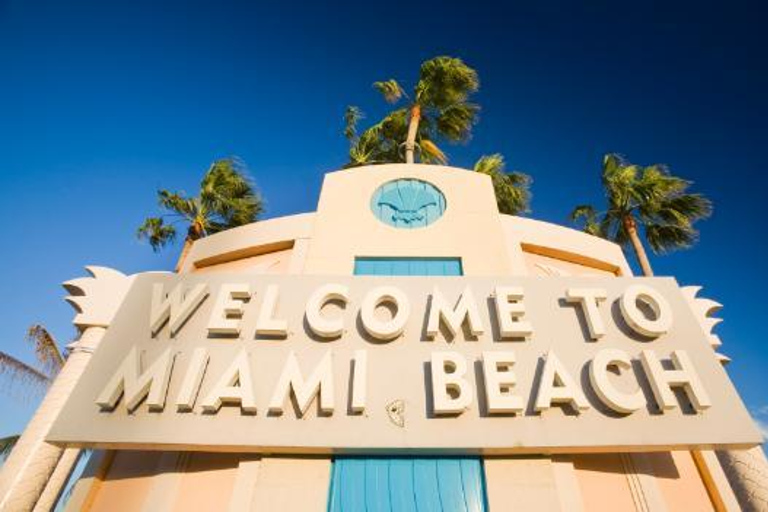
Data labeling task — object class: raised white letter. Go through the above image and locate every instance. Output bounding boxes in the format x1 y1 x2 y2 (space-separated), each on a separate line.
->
256 284 288 336
207 283 251 336
482 351 524 414
640 350 711 412
175 348 210 412
619 285 672 337
431 352 472 415
588 349 645 413
150 282 209 337
96 347 176 412
494 287 532 339
534 350 589 413
360 286 410 341
305 284 348 338
200 350 257 413
269 350 335 416
565 288 607 341
426 287 484 340
350 350 367 413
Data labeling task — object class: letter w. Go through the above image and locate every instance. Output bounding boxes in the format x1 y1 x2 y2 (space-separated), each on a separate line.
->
150 282 209 337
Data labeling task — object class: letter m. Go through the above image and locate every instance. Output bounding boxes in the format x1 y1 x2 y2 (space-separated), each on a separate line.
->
96 347 176 412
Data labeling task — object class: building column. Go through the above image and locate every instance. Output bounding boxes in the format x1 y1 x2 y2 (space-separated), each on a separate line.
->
33 447 82 512
0 266 132 511
0 327 106 511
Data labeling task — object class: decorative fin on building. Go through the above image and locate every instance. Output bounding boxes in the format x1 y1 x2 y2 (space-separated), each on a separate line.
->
680 285 728 363
63 266 139 329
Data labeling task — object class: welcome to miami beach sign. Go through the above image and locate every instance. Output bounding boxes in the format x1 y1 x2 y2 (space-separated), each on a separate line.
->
48 274 762 454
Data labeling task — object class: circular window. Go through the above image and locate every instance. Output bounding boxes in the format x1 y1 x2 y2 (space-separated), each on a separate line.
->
370 179 446 229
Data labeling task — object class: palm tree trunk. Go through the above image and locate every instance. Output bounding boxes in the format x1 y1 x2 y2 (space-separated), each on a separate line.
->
0 327 107 511
174 237 194 273
623 215 654 277
405 104 421 164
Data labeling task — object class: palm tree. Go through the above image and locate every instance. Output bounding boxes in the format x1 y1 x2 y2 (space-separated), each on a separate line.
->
0 325 64 462
570 153 712 276
137 158 264 271
345 56 480 167
474 154 532 215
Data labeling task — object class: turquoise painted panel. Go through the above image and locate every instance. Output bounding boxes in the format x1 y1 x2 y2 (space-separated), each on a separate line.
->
354 257 462 277
413 459 442 512
371 179 446 229
328 458 487 512
328 258 487 512
459 459 486 512
388 459 418 512
365 459 391 512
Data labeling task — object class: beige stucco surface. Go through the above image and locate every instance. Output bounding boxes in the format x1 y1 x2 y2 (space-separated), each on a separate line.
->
485 457 564 510
302 165 513 275
574 453 639 511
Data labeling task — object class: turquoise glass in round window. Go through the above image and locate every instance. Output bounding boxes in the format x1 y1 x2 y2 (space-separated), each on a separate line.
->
370 179 446 229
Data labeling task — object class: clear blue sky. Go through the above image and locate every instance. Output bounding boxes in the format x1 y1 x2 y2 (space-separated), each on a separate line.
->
1 1 766 440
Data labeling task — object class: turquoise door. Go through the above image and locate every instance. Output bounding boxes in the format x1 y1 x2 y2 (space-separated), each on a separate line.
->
328 257 488 512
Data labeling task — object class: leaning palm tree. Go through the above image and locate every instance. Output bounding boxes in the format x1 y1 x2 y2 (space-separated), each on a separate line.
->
137 158 264 271
474 154 532 215
346 56 480 167
0 325 64 461
570 153 712 276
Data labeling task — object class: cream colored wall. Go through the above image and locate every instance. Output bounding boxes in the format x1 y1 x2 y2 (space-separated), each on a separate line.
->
180 212 314 273
191 247 293 275
524 251 618 277
171 453 240 512
303 164 513 275
85 451 161 512
68 164 736 511
648 451 715 511
574 454 639 511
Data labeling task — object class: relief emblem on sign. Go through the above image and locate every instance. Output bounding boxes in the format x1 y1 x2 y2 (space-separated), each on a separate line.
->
371 179 446 228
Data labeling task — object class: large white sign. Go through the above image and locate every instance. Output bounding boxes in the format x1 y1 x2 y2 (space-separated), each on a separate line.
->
49 274 762 453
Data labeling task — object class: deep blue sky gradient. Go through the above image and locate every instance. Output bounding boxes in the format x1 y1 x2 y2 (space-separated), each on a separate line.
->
1 1 767 438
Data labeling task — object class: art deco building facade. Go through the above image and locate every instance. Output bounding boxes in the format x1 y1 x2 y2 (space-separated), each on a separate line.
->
4 164 765 511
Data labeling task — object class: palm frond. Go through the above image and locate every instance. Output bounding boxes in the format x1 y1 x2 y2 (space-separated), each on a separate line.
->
373 79 404 104
569 204 604 237
435 102 480 142
474 154 505 175
199 158 263 234
0 351 51 396
26 325 63 378
0 435 19 460
645 223 698 253
344 106 364 141
475 154 532 215
137 217 177 252
157 190 196 219
416 56 479 108
418 139 447 165
569 204 596 223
